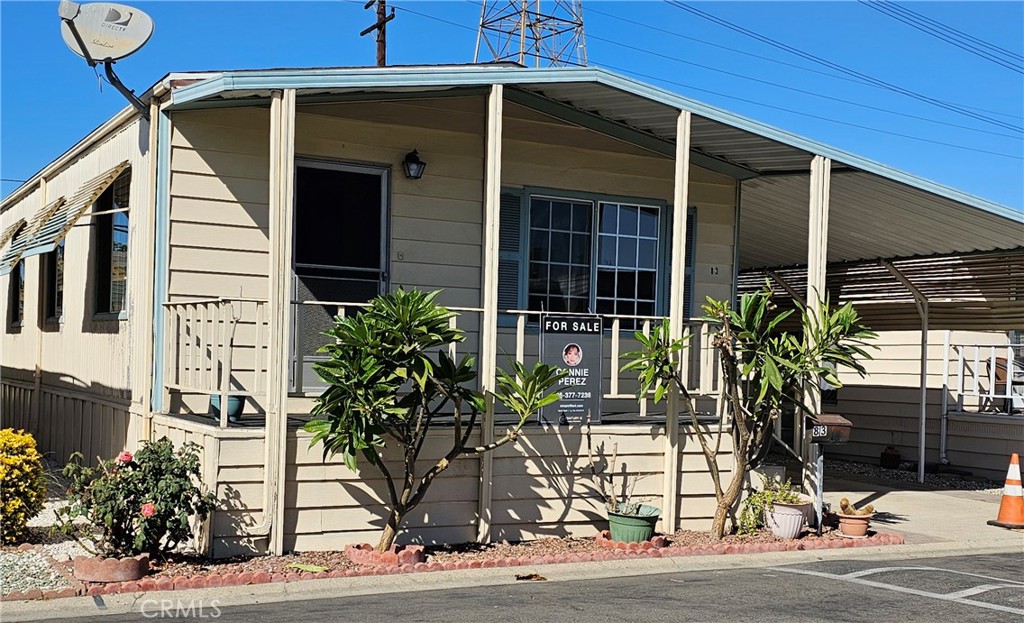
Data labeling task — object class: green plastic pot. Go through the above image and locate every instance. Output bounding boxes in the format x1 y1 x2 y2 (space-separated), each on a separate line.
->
607 504 661 543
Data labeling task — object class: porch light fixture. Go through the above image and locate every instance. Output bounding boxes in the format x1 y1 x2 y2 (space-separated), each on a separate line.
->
402 150 426 180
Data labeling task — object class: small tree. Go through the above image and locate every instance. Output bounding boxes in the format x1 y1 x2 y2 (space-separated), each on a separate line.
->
624 288 875 538
304 289 564 552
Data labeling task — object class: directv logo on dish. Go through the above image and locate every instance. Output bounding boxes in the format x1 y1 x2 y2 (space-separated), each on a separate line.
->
102 7 132 30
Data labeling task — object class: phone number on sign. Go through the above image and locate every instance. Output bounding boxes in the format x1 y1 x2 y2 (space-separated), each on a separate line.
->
559 391 592 399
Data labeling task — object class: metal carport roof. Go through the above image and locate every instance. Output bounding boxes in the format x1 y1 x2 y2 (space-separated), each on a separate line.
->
165 65 1024 270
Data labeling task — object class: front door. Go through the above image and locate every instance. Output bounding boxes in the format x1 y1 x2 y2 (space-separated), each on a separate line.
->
291 160 389 393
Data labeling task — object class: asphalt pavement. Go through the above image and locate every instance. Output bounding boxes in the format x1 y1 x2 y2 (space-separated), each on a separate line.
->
44 553 1024 623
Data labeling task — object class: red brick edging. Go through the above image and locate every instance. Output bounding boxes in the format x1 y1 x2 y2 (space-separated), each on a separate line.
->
345 544 425 566
1 532 904 602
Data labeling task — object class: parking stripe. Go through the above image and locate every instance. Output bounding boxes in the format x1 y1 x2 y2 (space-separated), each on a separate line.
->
767 566 1024 616
840 565 1024 585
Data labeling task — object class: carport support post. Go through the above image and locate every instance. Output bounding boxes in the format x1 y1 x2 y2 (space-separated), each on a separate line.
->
884 261 929 484
477 84 504 543
803 155 831 528
663 109 691 532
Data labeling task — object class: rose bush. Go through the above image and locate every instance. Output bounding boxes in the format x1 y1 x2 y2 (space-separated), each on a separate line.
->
57 437 217 558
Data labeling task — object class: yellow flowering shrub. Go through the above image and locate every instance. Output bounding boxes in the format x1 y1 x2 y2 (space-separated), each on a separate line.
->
0 428 47 544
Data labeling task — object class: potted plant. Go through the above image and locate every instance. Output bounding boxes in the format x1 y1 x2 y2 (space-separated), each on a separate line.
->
835 497 875 538
585 422 661 543
56 437 217 582
738 477 811 540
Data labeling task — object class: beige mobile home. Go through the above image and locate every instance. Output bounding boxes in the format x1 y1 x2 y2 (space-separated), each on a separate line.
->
2 65 1022 557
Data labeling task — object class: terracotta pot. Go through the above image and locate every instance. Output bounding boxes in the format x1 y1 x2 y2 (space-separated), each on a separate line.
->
73 554 150 583
837 512 874 537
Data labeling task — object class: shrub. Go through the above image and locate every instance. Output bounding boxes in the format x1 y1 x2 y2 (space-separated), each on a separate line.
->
57 437 217 558
737 477 803 535
0 428 48 545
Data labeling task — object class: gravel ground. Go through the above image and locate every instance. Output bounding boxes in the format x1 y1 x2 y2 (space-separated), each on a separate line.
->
0 551 71 596
764 451 1005 495
824 458 1004 494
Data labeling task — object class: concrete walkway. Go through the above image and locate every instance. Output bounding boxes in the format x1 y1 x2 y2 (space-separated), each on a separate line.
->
823 474 1023 550
3 477 1020 622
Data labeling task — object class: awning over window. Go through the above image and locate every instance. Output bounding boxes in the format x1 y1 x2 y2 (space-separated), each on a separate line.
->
22 160 131 259
0 198 66 276
0 218 26 251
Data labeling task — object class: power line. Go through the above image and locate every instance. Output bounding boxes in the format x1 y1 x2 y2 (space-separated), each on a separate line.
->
586 32 1020 140
386 2 1022 159
599 62 1022 161
860 1 1023 74
1 178 27 183
865 1 1023 63
667 1 1022 134
586 4 1023 121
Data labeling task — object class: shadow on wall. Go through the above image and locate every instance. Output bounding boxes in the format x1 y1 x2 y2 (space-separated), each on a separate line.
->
1 365 134 469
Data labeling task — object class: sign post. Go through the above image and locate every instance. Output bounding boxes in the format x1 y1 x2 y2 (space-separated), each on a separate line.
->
807 413 854 535
539 314 602 427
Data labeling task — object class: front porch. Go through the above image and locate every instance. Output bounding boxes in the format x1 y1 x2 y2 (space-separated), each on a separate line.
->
139 66 1022 557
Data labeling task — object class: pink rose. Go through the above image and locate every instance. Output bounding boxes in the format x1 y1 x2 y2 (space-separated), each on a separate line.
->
117 451 133 463
141 503 156 518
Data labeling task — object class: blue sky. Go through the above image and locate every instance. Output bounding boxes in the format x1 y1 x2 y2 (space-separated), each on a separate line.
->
2 1 1022 210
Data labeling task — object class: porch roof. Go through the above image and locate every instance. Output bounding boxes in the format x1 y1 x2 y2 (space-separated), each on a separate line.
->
167 65 1023 270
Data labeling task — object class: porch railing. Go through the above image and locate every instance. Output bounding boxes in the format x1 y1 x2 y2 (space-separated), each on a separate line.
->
163 297 270 427
946 342 1023 414
166 298 721 423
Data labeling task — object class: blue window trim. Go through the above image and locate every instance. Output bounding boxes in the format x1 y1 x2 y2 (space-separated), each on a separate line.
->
151 109 172 413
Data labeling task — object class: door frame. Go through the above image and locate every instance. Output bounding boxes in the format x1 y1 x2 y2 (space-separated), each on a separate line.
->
289 157 392 395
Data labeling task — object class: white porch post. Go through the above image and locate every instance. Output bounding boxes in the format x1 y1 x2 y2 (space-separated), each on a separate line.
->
477 84 504 543
662 110 691 532
884 261 930 483
267 89 297 556
803 155 831 506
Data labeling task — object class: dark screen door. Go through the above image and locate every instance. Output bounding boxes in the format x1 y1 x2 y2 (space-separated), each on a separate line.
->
291 161 388 393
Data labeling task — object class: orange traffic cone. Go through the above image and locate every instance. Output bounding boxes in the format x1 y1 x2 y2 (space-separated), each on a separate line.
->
987 453 1024 529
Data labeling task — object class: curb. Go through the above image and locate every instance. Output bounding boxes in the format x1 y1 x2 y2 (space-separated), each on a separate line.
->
0 531 903 603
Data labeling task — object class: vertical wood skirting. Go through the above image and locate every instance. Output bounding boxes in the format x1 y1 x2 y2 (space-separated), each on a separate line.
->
803 155 831 495
477 85 504 543
662 110 691 531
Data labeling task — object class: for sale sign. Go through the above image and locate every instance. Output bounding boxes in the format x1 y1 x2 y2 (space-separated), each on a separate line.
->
539 314 603 426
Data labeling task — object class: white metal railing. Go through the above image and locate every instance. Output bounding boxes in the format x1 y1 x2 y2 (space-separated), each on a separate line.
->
947 342 1024 414
291 304 721 410
163 298 270 427
291 301 486 394
506 310 721 416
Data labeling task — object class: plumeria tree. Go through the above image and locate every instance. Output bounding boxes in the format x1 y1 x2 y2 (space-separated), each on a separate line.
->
304 289 564 552
624 288 876 538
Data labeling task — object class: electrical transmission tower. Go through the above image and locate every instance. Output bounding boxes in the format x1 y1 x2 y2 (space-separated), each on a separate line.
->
474 1 587 67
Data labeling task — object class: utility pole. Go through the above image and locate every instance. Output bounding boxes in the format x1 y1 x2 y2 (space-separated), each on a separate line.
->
361 0 395 67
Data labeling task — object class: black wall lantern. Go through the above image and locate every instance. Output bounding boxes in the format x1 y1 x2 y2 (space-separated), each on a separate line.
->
402 149 426 180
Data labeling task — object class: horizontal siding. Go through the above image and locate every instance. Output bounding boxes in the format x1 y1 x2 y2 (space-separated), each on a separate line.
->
168 107 270 302
830 329 1022 480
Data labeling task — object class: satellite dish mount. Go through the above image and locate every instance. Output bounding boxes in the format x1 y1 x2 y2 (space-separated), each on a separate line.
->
59 1 154 120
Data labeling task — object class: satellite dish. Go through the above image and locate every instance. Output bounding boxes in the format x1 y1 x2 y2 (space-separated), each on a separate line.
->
60 1 153 62
58 1 153 120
